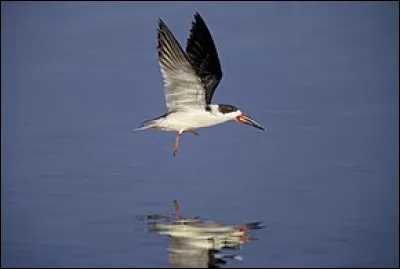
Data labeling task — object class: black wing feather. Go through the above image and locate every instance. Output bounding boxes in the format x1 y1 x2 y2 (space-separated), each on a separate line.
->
186 13 223 104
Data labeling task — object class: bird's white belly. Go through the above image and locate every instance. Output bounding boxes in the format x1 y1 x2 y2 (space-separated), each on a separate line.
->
158 110 231 131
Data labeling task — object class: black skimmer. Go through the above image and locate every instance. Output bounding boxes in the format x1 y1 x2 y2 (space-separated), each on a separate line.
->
141 200 263 267
136 13 264 156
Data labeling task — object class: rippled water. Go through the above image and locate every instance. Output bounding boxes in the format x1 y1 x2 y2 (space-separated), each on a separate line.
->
2 2 398 268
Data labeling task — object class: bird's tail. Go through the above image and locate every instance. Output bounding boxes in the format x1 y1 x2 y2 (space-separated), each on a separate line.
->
134 119 156 132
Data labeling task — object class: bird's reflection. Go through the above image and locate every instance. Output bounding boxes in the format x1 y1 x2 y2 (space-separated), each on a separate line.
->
140 200 264 268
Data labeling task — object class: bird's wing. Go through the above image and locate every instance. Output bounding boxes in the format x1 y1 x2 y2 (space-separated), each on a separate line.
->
186 13 223 104
158 19 206 112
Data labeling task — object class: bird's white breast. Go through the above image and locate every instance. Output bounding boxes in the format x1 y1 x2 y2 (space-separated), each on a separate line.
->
156 109 234 132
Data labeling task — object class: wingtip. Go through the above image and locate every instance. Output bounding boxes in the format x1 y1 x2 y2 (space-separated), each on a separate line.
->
157 19 166 44
193 12 205 23
158 18 167 29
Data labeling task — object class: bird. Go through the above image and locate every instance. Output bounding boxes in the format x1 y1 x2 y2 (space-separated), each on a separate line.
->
135 12 265 156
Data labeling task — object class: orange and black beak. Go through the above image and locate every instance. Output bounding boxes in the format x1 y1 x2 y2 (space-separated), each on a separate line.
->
236 114 265 131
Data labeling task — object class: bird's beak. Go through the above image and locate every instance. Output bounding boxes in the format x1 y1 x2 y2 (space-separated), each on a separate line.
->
236 114 265 131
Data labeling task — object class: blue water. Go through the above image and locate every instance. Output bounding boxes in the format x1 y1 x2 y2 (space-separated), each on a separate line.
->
1 2 398 268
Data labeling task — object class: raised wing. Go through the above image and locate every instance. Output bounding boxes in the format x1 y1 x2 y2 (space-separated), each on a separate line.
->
158 19 206 112
186 13 223 104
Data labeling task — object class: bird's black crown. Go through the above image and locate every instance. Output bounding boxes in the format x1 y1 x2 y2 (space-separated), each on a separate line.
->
217 104 239 114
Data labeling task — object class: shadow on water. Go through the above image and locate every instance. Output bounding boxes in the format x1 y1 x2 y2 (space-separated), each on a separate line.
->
138 200 265 268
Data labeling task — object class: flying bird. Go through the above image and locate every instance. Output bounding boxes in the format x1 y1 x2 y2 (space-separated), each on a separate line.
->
136 13 264 156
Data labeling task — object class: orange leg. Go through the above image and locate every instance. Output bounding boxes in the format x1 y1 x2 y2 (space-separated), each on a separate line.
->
173 132 181 157
173 199 183 220
186 128 198 136
172 129 197 156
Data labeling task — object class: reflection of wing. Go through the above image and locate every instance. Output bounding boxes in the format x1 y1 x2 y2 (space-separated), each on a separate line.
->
170 237 212 268
186 13 223 104
169 236 240 268
158 19 206 112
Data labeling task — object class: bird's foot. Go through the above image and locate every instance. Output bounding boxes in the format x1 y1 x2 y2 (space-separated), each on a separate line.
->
186 128 198 136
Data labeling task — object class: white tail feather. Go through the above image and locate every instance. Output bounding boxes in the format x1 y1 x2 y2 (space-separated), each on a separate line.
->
134 120 156 132
134 125 153 132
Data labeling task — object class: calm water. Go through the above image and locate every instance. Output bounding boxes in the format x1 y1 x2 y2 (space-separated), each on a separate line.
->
1 2 398 268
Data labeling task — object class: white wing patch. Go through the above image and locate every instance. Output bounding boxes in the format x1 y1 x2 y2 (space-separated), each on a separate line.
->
158 19 207 112
160 68 206 111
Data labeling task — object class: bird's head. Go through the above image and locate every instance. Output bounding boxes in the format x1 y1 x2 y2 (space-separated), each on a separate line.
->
217 104 265 131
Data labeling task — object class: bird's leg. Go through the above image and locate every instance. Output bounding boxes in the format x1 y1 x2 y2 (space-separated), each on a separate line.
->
173 129 196 156
173 132 182 157
173 199 183 220
186 128 198 136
